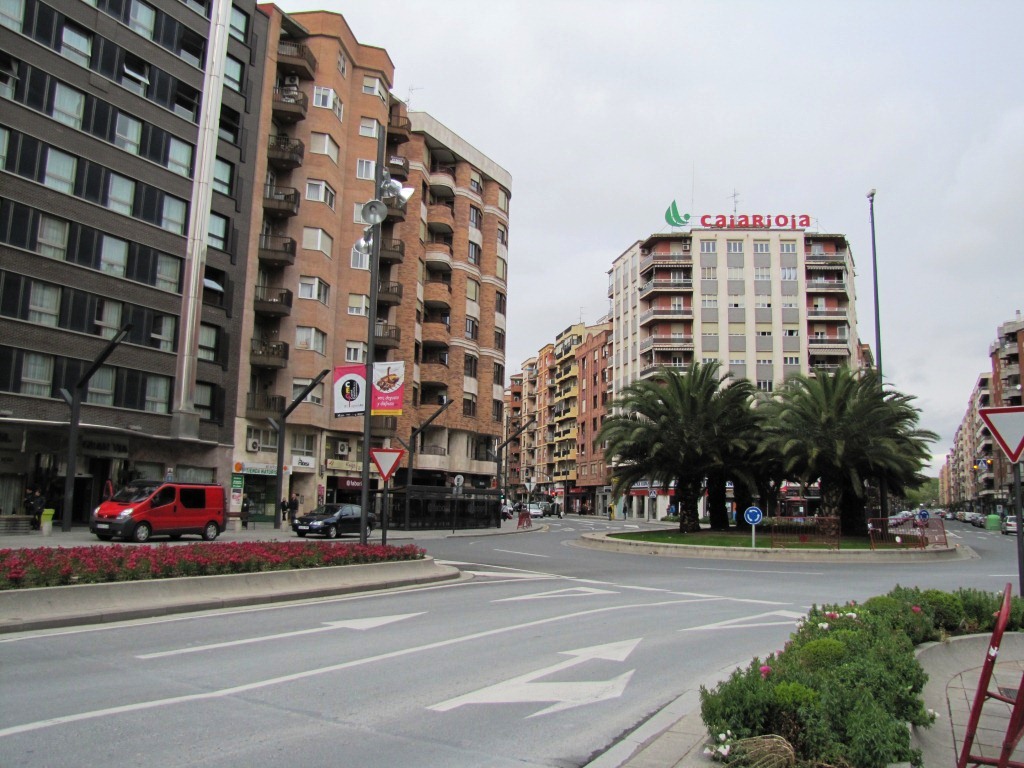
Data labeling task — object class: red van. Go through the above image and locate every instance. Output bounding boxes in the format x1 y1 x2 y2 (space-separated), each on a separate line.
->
90 480 225 542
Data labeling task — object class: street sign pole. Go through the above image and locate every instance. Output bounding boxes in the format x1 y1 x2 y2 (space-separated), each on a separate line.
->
744 506 763 548
978 406 1024 595
1015 461 1023 599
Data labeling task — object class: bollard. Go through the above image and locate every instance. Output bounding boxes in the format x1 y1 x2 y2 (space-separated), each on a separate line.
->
40 508 55 536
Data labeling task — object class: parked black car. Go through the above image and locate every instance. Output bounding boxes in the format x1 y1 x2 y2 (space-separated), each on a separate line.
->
292 504 375 538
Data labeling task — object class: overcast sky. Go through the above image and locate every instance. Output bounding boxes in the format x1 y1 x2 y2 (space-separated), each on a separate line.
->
277 0 1024 474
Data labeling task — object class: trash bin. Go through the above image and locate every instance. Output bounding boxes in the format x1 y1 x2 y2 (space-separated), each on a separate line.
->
986 514 1002 532
40 508 55 536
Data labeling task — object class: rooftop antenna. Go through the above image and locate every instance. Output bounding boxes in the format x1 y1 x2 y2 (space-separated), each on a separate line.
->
729 189 741 214
406 85 423 109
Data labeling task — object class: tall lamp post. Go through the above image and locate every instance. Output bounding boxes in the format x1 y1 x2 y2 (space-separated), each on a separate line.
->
355 131 414 545
60 323 132 531
867 188 888 517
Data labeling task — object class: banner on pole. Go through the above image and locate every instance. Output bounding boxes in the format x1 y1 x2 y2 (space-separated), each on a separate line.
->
333 365 366 417
371 362 405 416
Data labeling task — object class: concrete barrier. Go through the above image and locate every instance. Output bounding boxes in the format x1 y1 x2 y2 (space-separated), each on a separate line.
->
0 556 459 633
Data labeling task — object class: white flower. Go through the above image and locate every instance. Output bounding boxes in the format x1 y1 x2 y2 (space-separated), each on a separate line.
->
703 747 714 757
818 622 830 630
845 612 857 619
719 732 727 742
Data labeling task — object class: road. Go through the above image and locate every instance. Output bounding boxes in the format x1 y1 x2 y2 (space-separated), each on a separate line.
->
0 517 1017 768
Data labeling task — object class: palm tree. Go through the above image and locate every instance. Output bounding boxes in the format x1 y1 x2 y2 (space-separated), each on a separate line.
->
759 368 937 535
598 362 755 533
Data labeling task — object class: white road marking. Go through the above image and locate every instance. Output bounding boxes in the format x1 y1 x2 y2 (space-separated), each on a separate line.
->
683 566 825 576
493 548 550 558
679 610 806 633
135 613 424 659
429 638 641 717
462 570 553 580
493 586 618 602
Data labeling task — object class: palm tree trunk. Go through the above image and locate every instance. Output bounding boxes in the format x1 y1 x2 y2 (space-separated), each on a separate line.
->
707 470 729 530
677 478 702 533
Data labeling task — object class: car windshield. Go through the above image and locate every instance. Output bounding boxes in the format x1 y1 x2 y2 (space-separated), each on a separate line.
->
111 483 160 503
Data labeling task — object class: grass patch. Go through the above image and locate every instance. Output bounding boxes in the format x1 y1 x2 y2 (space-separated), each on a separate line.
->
609 530 875 550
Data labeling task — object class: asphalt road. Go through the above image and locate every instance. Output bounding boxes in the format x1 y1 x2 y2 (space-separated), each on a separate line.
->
0 517 1017 768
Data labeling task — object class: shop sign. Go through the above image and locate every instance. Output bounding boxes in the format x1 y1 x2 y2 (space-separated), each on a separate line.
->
665 200 811 230
291 455 317 472
80 437 130 458
232 461 289 476
336 477 362 490
326 458 361 471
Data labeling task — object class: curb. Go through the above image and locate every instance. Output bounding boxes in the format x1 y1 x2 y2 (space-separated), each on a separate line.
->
577 532 973 563
0 556 459 633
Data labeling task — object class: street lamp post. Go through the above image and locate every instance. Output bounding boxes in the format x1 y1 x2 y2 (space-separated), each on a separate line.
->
59 323 132 531
867 188 888 518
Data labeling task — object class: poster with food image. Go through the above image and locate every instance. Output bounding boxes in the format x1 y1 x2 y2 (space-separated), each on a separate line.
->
371 362 405 415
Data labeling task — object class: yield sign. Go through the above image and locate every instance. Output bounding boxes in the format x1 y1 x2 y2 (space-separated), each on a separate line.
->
979 407 1024 463
370 448 405 481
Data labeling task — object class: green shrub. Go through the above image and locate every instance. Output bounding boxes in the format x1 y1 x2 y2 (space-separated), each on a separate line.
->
955 588 1002 633
796 637 846 671
920 589 965 632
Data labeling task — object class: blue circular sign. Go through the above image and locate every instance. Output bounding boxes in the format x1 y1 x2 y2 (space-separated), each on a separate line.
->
918 510 930 522
744 506 763 526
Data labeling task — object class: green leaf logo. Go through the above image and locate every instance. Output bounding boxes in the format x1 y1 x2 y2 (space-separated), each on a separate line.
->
665 201 690 228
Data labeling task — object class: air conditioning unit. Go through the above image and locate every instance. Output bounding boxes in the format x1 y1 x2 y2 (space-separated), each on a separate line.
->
247 438 260 453
283 75 300 87
336 442 350 456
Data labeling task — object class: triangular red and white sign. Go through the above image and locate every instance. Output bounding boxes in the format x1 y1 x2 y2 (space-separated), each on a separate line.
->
979 407 1024 463
370 448 405 481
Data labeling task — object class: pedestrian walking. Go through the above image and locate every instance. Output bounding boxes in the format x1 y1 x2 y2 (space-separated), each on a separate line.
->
29 488 45 530
288 493 299 524
241 494 251 529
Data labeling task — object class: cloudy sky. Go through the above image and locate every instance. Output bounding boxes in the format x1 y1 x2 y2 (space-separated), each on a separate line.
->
278 0 1024 473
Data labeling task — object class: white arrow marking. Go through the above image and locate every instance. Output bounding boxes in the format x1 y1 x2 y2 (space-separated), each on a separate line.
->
679 610 805 633
429 638 641 717
136 613 423 658
493 586 619 602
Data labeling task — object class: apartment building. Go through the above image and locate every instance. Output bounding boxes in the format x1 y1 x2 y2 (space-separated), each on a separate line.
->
573 322 612 514
0 0 268 520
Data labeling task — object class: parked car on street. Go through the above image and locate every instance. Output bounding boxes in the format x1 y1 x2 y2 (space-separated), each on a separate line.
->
971 512 988 528
1002 516 1018 535
526 503 545 519
292 503 375 538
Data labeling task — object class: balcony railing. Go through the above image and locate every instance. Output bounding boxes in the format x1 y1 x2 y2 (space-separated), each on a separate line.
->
271 87 308 122
262 185 300 217
277 41 317 78
257 234 296 268
253 285 293 317
267 135 305 170
379 238 405 264
250 338 289 368
246 392 285 419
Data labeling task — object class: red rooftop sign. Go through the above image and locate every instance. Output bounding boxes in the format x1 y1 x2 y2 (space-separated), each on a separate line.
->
700 214 812 229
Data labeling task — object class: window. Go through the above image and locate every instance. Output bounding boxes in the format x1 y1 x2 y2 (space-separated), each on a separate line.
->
52 83 85 129
129 0 156 38
783 356 800 366
359 117 378 137
61 24 92 66
494 362 505 383
145 375 170 413
495 292 506 314
462 394 477 417
728 299 745 309
494 329 505 350
784 329 800 337
497 256 507 280
345 341 366 363
362 75 385 99
37 215 69 260
114 113 142 154
213 158 233 195
337 52 347 76
121 57 150 95
198 324 217 361
0 55 17 101
194 382 213 420
780 267 797 281
28 282 59 325
727 266 743 280
727 240 743 254
21 352 53 396
700 266 717 279
757 380 774 393
700 240 717 253
219 106 240 143
356 159 375 180
497 224 507 245
754 241 770 254
468 242 481 266
97 237 126 276
296 326 326 354
464 354 478 378
302 227 333 256
313 85 334 108
466 279 480 302
224 55 243 93
780 242 796 254
351 244 368 270
155 253 180 291
469 206 482 230
754 266 771 280
292 379 324 406
178 30 204 68
86 366 115 406
497 188 509 212
0 0 22 31
469 171 482 195
298 276 329 304
106 173 135 215
756 330 772 337
754 297 772 308
465 317 478 340
161 196 187 234
167 137 193 177
43 148 77 193
229 6 248 41
0 126 7 166
347 293 369 316
151 315 175 350
311 132 339 163
306 180 336 208
94 298 122 339
208 213 228 250
492 399 503 423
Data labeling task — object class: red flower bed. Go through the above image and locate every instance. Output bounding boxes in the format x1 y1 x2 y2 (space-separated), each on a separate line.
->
0 541 425 590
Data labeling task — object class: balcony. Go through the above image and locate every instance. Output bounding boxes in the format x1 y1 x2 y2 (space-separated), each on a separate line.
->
422 318 451 345
808 338 851 357
258 234 296 268
424 241 453 272
246 392 285 420
271 87 308 123
253 285 293 317
420 355 448 386
639 250 693 275
429 165 456 195
424 279 452 309
427 203 455 234
377 281 403 306
805 250 848 265
250 338 289 369
387 113 411 144
374 323 401 349
379 238 405 265
807 307 848 320
385 196 409 223
267 135 305 170
639 360 691 378
276 42 317 80
639 306 693 326
806 279 847 294
639 335 694 352
262 185 300 217
639 278 693 298
371 415 398 437
387 154 410 180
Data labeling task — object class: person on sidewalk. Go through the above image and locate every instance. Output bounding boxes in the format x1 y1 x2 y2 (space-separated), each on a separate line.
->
241 494 251 529
288 493 299 524
29 488 45 530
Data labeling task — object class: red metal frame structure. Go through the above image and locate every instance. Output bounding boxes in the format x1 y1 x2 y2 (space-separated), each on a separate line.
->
957 583 1024 767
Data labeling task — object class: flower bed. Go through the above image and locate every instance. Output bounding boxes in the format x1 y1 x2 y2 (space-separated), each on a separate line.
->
0 541 425 590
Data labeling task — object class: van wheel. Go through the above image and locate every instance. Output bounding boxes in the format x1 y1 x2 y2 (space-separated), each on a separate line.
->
325 525 338 539
131 523 152 543
202 522 219 541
